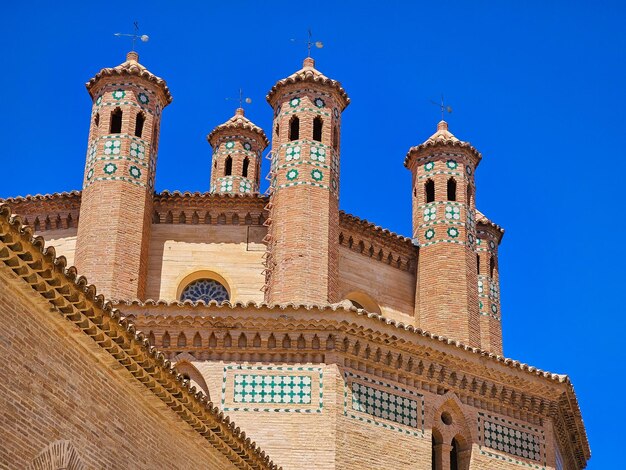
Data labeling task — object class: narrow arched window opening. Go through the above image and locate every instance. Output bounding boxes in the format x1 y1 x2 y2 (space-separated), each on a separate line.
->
225 156 232 176
425 179 435 203
490 257 496 278
332 126 339 150
313 116 323 142
477 254 481 274
467 184 472 206
450 438 459 470
94 113 100 128
275 123 280 137
289 116 300 141
110 107 122 134
447 178 457 201
242 157 249 177
135 111 145 138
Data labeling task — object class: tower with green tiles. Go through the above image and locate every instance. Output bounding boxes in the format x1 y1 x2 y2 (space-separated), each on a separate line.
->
75 51 172 299
207 108 269 194
405 121 484 348
264 57 350 304
476 212 504 353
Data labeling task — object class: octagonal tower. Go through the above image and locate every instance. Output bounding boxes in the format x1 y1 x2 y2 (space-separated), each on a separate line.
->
75 51 172 299
264 57 349 304
207 108 269 194
405 121 483 348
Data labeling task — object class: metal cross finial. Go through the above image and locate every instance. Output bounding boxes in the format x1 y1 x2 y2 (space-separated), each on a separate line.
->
431 95 453 121
114 22 150 51
226 88 252 109
290 29 324 57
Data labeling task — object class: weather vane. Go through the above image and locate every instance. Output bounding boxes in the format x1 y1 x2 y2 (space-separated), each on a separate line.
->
431 95 453 121
114 22 149 51
225 88 252 109
290 29 323 57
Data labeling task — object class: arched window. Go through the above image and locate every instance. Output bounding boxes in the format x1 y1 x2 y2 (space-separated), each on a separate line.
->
289 116 300 141
275 123 280 137
94 112 100 128
313 116 323 142
110 107 122 134
225 156 232 176
477 254 480 274
447 178 457 201
466 184 472 206
450 437 460 470
332 125 339 150
242 157 249 177
490 257 496 278
180 278 230 303
425 179 435 203
135 111 145 138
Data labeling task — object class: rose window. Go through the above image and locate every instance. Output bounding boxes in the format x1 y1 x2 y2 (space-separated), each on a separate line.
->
180 279 229 303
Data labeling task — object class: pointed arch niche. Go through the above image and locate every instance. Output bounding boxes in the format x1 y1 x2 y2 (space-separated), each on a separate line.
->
430 394 473 470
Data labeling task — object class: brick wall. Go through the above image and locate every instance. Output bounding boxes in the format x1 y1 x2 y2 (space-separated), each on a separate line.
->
0 268 238 469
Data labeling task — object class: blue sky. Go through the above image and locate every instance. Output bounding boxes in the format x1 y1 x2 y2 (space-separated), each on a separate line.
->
1 1 623 467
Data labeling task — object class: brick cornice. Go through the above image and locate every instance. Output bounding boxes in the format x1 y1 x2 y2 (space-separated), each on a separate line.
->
116 300 590 468
0 203 280 470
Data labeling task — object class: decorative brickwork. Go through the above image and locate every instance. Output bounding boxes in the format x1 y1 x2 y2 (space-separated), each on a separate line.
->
264 57 349 304
0 48 591 470
208 108 268 194
75 52 171 300
406 122 483 349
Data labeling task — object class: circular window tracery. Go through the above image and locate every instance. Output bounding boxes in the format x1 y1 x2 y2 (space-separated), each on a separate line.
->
180 279 229 303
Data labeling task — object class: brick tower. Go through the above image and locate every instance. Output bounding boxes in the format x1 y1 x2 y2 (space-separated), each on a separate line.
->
476 211 504 353
264 57 350 304
405 121 482 347
75 51 172 299
207 108 269 194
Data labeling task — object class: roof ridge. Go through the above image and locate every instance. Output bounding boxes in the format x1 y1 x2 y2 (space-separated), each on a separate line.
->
0 190 82 203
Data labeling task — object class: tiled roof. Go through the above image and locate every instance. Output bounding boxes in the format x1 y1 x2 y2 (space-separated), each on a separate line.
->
476 209 505 237
266 58 350 110
404 121 481 168
0 203 279 470
155 190 267 201
86 52 173 105
0 190 81 203
207 108 269 147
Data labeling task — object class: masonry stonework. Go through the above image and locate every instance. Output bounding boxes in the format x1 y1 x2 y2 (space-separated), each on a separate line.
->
0 50 589 470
